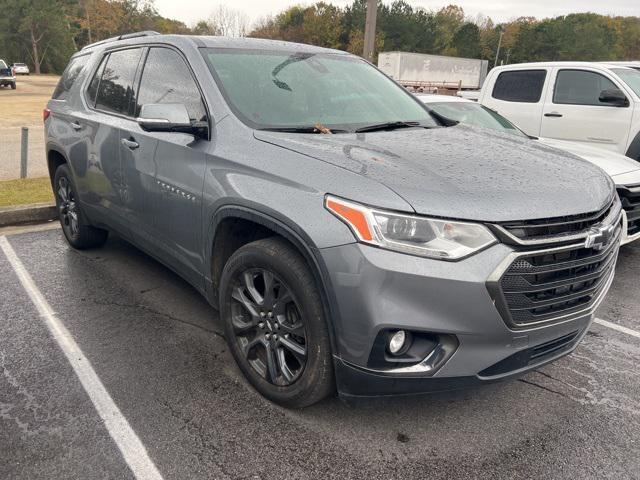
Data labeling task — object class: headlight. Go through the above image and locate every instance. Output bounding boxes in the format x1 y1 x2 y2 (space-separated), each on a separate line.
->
325 195 497 260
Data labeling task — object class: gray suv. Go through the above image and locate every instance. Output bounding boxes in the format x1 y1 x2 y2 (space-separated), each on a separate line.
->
46 32 622 407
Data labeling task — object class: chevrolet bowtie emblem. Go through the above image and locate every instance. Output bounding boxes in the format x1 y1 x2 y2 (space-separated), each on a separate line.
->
584 224 616 251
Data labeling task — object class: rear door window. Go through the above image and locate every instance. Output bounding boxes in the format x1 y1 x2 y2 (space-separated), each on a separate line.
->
492 70 547 103
136 47 207 122
94 48 143 116
553 70 621 106
52 55 90 100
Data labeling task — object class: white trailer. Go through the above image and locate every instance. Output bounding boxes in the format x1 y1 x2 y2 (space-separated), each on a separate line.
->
377 52 489 90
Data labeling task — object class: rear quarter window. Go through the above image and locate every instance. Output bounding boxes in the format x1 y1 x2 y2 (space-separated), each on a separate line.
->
93 48 143 116
492 70 547 103
52 55 90 100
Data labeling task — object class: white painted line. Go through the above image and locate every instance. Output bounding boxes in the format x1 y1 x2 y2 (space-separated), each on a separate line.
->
595 317 640 340
0 236 164 480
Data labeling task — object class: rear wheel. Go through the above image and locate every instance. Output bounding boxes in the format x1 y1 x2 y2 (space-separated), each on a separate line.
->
53 164 108 249
10 82 16 90
220 237 334 407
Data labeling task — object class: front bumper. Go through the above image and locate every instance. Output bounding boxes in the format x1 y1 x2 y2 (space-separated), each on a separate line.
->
0 76 15 85
320 241 615 398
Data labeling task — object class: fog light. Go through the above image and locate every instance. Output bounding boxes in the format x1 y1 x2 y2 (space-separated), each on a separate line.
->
388 330 408 355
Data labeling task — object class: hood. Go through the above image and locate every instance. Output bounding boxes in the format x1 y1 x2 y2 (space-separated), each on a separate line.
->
537 137 640 178
255 125 614 222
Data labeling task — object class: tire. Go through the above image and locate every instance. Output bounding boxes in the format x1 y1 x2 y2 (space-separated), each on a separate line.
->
53 164 108 249
220 237 334 408
10 82 16 90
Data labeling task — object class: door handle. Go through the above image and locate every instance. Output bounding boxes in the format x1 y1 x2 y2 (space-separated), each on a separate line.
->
121 138 139 150
544 112 563 118
70 122 82 131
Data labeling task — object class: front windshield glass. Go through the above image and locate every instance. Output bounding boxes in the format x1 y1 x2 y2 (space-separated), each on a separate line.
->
203 49 438 131
426 101 527 138
0 60 7 69
612 68 640 97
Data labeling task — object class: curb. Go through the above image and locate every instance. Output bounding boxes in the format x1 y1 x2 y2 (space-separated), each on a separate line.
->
0 203 57 227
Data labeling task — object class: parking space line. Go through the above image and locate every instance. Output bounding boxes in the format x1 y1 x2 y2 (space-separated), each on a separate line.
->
595 317 640 340
0 236 164 480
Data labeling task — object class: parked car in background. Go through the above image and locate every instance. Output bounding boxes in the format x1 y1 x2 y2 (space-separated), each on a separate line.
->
601 61 640 71
11 63 30 75
456 90 480 101
478 62 640 161
418 93 640 245
0 59 16 89
46 33 621 407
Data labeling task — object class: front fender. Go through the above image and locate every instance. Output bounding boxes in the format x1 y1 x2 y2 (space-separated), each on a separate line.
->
205 202 345 358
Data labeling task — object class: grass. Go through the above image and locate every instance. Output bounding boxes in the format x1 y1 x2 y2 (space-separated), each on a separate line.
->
0 177 54 208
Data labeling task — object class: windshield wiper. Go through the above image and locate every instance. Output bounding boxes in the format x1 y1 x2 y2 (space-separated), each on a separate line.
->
259 126 348 134
354 121 428 133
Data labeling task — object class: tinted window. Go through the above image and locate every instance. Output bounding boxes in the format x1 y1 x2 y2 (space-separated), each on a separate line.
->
86 56 107 106
95 48 142 116
0 60 7 69
136 48 207 122
492 70 547 103
203 49 438 130
52 55 90 100
554 70 619 106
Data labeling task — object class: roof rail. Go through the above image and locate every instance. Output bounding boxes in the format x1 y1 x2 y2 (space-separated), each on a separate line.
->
81 31 160 51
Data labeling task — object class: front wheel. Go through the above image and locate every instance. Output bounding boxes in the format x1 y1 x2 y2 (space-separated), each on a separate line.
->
10 82 16 90
219 237 334 408
53 164 108 249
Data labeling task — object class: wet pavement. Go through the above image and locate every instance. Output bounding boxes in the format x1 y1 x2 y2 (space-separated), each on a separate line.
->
1 226 639 479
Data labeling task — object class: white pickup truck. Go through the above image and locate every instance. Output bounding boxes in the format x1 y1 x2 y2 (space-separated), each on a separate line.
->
478 62 640 161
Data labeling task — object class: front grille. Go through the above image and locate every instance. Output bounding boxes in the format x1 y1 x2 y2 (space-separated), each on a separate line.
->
617 184 640 237
489 223 621 329
496 198 614 243
479 330 580 377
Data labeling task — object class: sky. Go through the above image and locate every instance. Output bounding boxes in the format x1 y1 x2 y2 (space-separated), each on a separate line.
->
154 0 640 27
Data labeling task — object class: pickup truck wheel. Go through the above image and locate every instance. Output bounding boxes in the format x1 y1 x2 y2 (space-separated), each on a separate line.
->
220 237 334 407
10 82 16 90
53 164 108 249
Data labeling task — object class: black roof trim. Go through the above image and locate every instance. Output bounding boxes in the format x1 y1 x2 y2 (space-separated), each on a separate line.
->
81 31 160 51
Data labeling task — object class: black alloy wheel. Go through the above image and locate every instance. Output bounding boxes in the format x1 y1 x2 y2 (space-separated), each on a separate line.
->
230 268 308 386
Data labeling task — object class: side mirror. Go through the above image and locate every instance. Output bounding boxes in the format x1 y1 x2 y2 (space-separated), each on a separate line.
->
137 103 195 133
599 89 629 107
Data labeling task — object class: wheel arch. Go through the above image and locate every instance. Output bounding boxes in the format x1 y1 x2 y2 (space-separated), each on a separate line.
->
207 203 340 355
46 143 70 185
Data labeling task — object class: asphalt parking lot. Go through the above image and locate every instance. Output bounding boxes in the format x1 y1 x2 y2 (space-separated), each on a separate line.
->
1 224 639 479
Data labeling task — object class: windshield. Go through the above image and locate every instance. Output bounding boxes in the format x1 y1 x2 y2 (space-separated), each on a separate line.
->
612 68 640 97
203 49 438 131
426 101 528 138
0 60 7 69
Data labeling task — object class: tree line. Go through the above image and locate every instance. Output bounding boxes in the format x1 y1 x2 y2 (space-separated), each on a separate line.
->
0 0 638 74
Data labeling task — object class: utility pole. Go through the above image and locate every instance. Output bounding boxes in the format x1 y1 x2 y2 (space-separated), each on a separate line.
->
363 0 377 62
494 27 504 68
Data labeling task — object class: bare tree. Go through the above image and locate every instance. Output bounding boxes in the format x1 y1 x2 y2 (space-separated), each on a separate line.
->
207 5 250 37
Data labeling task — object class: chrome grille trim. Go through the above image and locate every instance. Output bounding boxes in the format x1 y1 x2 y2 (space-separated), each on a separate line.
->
492 196 620 246
487 212 622 330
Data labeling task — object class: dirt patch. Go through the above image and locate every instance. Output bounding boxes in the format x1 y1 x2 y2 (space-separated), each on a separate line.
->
0 75 60 128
